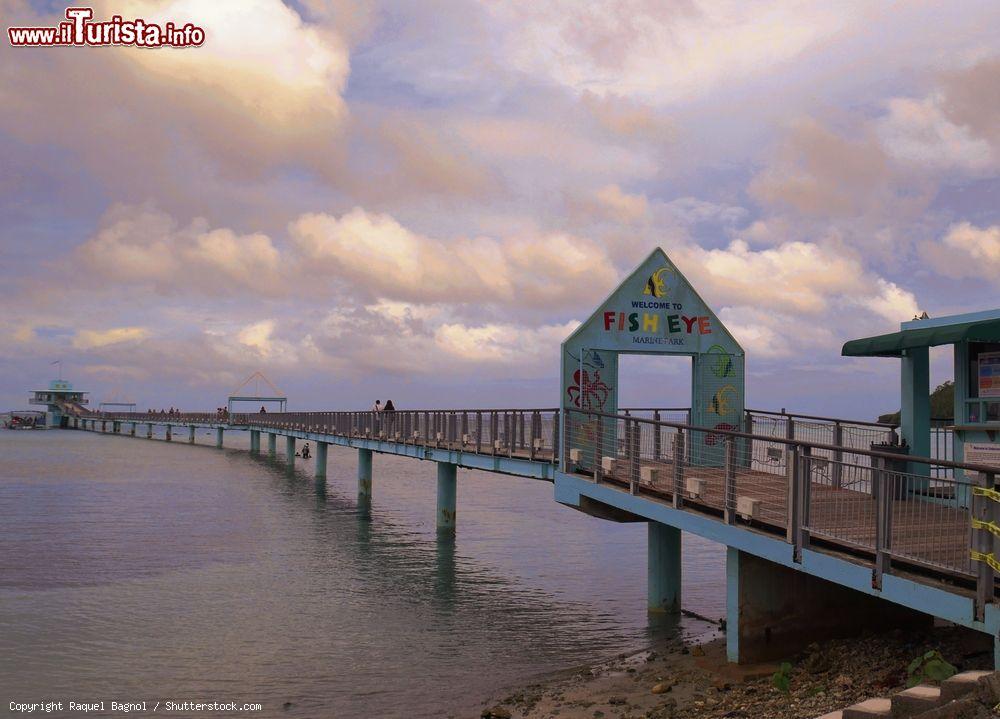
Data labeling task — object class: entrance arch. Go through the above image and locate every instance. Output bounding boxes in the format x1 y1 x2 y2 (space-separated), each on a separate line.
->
560 247 745 468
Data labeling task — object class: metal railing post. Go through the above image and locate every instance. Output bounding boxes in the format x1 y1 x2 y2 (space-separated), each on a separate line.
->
653 410 662 461
593 412 603 483
724 436 736 524
786 444 800 547
874 456 891 589
552 411 560 467
475 412 483 453
672 430 685 508
975 472 996 620
629 419 640 495
832 421 844 489
798 445 812 557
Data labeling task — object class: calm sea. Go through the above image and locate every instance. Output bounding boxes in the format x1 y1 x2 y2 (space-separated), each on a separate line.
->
1 427 725 718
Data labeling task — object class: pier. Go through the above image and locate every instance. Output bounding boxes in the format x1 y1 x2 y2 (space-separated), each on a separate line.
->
35 248 1000 667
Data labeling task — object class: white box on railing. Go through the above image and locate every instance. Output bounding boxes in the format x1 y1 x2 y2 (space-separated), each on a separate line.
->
569 448 582 463
640 467 661 485
412 430 420 439
686 477 706 498
736 496 761 520
378 430 386 439
533 438 545 450
394 432 402 440
436 432 444 441
462 433 471 445
494 440 504 450
601 456 617 474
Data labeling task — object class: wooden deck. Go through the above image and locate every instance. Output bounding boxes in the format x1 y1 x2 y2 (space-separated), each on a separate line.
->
592 458 974 580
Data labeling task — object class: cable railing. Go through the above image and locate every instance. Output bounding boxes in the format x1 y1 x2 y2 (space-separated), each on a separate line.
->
563 408 999 617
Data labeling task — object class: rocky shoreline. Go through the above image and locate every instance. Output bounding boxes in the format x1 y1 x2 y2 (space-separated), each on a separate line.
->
477 625 992 719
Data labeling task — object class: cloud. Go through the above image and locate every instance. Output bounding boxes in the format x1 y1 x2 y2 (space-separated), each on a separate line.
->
75 204 285 295
749 118 928 220
877 94 995 173
434 321 578 363
922 222 1000 280
487 1 856 103
289 207 619 308
0 0 352 196
73 327 150 349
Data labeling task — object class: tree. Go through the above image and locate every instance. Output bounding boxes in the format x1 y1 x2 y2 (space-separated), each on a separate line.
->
878 381 954 424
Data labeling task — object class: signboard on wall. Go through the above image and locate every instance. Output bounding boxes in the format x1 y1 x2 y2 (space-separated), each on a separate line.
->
965 442 1000 471
979 351 1000 398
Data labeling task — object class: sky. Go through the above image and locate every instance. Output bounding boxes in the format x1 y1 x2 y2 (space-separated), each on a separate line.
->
1 0 999 418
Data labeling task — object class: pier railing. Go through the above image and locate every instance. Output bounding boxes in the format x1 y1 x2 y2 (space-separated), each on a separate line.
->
563 408 999 617
242 408 562 461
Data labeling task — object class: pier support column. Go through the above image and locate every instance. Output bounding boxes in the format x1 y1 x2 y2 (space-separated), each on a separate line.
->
250 430 260 453
315 442 328 479
101 421 106 432
188 425 196 444
130 423 136 437
146 423 153 439
285 436 296 465
268 433 276 456
725 548 931 664
358 448 373 513
113 421 120 434
648 522 681 613
165 425 172 441
436 462 457 534
215 427 223 448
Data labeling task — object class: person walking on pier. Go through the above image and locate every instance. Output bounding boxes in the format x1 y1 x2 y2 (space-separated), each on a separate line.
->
259 405 267 414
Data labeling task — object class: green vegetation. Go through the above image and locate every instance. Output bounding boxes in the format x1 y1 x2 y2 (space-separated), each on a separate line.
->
906 650 956 687
878 381 954 425
771 662 793 693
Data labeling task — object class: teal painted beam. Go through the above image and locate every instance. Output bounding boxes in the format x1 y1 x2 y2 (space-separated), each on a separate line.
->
437 462 457 534
901 346 930 470
648 521 681 613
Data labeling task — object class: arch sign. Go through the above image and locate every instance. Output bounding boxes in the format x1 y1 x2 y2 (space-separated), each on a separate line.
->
560 247 745 466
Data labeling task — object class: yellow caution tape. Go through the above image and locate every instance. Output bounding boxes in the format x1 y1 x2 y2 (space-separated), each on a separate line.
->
972 486 1000 503
972 518 1000 538
970 550 1000 573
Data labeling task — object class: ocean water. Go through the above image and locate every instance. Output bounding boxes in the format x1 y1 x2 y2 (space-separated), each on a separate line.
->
1 427 726 718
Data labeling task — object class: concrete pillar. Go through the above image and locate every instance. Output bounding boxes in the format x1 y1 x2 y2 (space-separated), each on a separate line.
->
725 548 930 663
268 433 277 456
436 462 457 534
188 425 196 444
285 436 295 465
250 430 260 453
215 427 223 448
101 421 106 432
130 423 136 437
146 423 153 439
358 448 373 512
315 442 328 479
165 425 172 441
648 522 681 613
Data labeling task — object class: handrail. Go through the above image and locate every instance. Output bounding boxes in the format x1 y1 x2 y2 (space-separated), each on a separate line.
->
746 407 898 429
567 408 996 476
